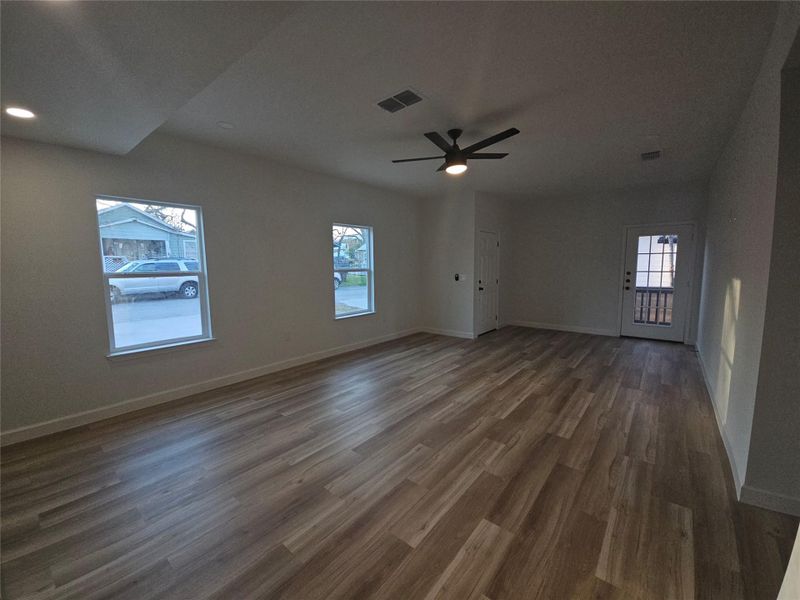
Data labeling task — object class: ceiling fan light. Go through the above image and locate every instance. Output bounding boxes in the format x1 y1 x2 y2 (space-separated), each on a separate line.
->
5 106 35 119
445 156 467 175
445 164 467 175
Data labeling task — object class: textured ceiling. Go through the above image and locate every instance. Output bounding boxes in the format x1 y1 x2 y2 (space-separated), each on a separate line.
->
2 2 778 197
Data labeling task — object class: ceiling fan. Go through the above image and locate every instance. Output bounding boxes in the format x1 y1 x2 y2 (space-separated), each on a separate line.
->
392 127 519 174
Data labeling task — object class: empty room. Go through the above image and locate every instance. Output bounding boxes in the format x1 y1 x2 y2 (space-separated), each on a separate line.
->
2 2 799 599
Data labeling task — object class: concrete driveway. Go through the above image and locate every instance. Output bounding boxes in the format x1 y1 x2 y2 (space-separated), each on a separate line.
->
335 285 369 311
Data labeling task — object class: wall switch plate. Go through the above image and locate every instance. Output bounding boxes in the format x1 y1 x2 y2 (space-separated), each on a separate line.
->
454 273 460 281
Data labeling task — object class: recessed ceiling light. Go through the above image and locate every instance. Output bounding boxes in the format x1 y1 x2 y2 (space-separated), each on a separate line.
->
5 107 35 119
216 121 234 130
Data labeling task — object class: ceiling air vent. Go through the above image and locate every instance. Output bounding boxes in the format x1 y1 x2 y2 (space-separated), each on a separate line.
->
377 97 405 113
393 89 422 107
640 150 662 161
377 89 422 113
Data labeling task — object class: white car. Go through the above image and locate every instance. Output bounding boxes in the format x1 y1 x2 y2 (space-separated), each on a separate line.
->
109 259 200 302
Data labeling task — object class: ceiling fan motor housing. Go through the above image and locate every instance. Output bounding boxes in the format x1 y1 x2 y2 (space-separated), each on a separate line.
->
447 128 463 142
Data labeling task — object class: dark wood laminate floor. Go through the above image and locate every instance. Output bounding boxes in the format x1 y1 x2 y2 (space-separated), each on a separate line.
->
1 327 797 599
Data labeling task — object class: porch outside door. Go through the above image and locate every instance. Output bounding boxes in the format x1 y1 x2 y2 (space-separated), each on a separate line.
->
477 230 499 335
620 224 694 342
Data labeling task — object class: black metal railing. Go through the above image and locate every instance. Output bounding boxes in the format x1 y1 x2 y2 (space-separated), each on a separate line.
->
634 287 674 325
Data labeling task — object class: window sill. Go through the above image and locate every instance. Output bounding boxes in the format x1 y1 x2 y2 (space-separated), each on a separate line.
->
335 310 375 321
107 337 216 360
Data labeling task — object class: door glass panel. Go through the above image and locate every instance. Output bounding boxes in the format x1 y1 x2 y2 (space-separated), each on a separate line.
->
633 234 678 326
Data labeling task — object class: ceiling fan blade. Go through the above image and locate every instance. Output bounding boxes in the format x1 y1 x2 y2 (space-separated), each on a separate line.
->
392 156 444 163
424 131 453 153
461 128 520 154
436 163 447 172
466 152 508 159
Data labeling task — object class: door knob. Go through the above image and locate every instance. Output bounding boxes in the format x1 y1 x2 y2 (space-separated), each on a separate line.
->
625 286 630 290
479 287 484 291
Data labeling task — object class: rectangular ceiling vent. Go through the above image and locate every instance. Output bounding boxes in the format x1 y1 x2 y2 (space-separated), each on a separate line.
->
377 89 422 113
640 150 662 161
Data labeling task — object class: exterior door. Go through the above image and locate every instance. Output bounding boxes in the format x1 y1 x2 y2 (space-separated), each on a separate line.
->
620 224 694 342
477 230 499 335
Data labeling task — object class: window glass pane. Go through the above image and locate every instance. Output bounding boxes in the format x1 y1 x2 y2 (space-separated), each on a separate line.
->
183 240 198 259
649 253 663 271
334 270 370 317
332 225 371 270
97 198 209 352
107 275 203 348
155 262 180 271
632 233 679 327
650 236 665 252
98 199 199 261
135 263 158 272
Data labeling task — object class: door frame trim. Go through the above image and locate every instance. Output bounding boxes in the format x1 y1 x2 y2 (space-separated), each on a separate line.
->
476 229 500 336
617 221 698 343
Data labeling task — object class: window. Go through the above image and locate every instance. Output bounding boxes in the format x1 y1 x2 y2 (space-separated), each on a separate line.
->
155 262 180 272
96 197 212 354
183 239 198 259
132 262 158 272
633 234 677 326
332 223 373 318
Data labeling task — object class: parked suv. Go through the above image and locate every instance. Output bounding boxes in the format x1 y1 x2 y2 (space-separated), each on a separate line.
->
333 254 350 289
109 258 200 302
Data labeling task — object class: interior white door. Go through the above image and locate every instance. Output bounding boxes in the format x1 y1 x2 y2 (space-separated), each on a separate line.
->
620 224 694 342
477 230 499 335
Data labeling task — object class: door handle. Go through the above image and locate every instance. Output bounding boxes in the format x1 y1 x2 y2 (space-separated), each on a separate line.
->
625 286 630 290
478 286 484 291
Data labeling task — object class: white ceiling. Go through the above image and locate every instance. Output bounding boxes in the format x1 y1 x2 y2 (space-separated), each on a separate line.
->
2 2 777 197
0 1 298 154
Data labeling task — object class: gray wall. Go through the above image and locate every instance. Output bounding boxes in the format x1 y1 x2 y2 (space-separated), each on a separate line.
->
501 183 707 339
419 188 476 338
696 4 800 498
1 134 422 432
745 42 800 507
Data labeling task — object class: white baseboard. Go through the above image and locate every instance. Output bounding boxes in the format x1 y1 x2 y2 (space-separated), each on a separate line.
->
696 349 744 497
1 327 426 446
420 327 476 340
507 320 619 338
741 485 800 517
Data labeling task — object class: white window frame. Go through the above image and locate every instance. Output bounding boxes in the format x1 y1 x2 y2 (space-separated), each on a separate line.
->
96 195 213 356
333 222 374 319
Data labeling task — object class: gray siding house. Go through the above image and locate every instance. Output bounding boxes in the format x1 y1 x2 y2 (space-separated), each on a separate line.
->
98 204 197 270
